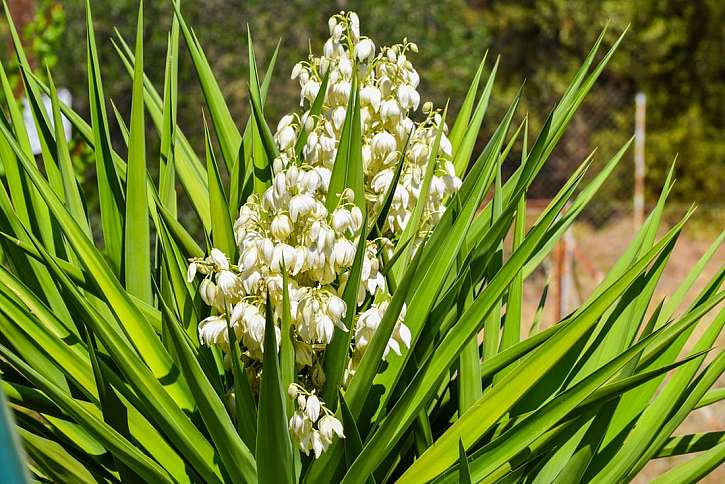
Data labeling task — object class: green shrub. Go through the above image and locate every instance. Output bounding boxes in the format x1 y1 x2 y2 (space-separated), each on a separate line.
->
0 2 722 483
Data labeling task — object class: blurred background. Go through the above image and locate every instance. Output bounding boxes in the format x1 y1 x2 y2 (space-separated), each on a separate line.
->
1 0 723 480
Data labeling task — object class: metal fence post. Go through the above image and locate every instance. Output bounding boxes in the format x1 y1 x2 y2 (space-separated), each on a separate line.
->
634 92 646 229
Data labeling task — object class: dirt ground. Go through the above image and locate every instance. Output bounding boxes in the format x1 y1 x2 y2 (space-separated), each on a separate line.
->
520 215 724 481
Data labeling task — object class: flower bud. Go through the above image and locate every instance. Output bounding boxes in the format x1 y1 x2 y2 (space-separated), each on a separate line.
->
332 106 347 131
350 206 363 232
200 279 218 307
187 262 197 282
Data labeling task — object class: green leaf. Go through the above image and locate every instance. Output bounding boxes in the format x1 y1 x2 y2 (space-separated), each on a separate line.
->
280 269 296 410
246 28 278 187
47 72 90 238
0 113 194 403
170 0 241 170
84 0 125 273
205 121 236 258
458 440 472 484
326 72 365 214
340 393 376 484
257 292 294 484
110 34 210 229
82 324 140 482
498 120 528 368
344 191 686 484
649 439 725 484
5 200 223 482
18 427 99 484
322 212 368 407
1 347 174 484
159 15 180 215
159 293 257 483
452 56 498 177
294 68 330 160
696 387 725 409
0 380 30 484
654 432 725 459
448 52 487 156
124 2 152 304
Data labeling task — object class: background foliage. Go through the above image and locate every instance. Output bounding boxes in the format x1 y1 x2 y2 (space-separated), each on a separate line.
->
2 0 722 211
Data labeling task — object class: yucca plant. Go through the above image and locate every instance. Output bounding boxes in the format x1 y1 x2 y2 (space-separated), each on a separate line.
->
0 1 722 483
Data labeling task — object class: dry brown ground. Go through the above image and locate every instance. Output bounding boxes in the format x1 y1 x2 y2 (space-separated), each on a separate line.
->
518 215 724 481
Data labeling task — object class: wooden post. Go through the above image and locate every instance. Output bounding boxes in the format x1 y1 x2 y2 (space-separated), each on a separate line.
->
553 238 564 324
553 203 574 323
634 92 646 229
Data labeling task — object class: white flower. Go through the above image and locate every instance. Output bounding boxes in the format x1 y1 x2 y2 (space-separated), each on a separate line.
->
332 106 347 131
331 207 354 234
271 214 292 240
271 244 297 272
333 239 356 267
318 415 345 444
210 248 229 270
360 85 382 112
200 279 221 308
301 80 321 105
194 12 460 462
218 270 240 297
327 295 347 321
372 131 396 157
305 394 321 421
316 314 335 343
276 125 296 151
397 84 420 111
187 262 197 282
372 169 394 194
355 38 375 63
277 114 295 132
289 193 316 222
380 98 402 122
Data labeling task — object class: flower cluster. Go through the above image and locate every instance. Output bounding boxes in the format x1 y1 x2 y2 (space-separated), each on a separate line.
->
287 384 344 457
277 11 461 237
188 11 463 458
